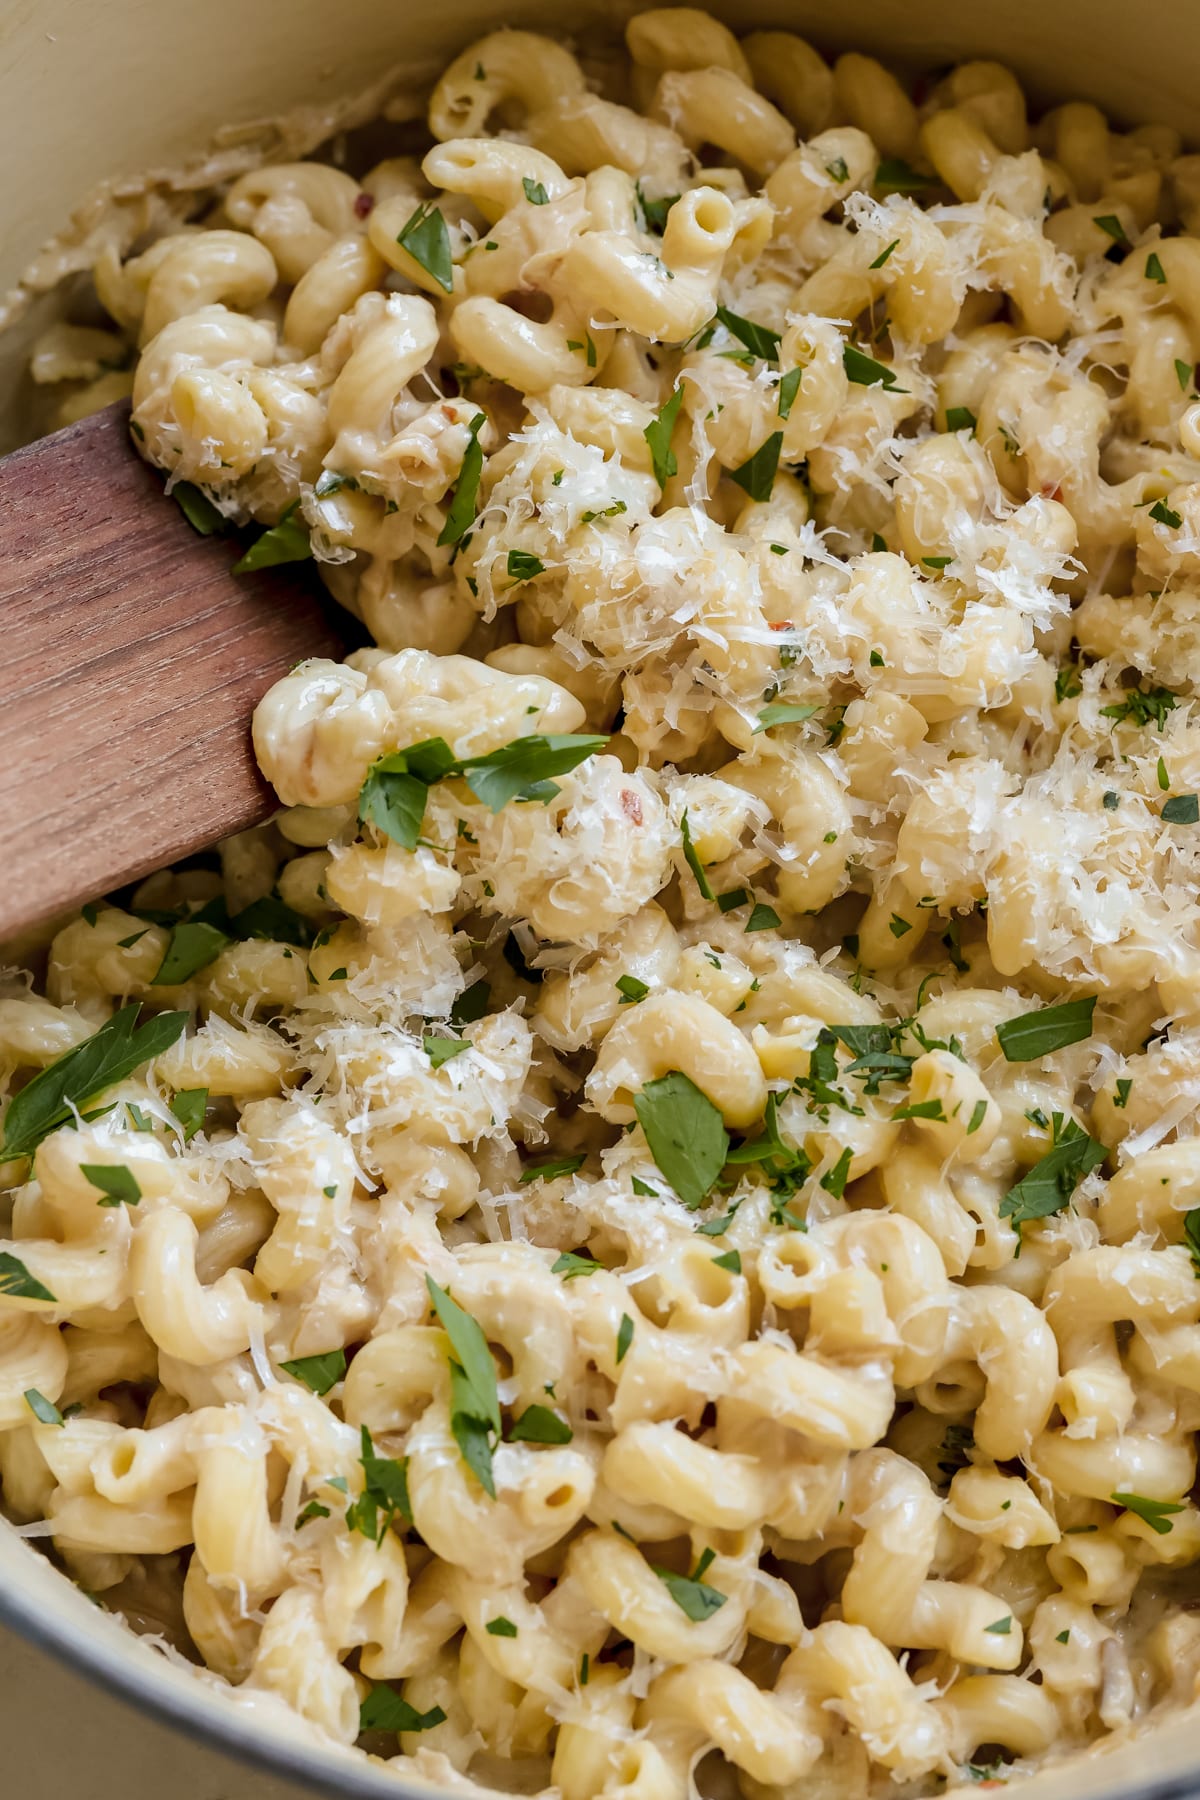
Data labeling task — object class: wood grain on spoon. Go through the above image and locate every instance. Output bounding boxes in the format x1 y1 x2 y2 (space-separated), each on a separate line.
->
0 401 347 942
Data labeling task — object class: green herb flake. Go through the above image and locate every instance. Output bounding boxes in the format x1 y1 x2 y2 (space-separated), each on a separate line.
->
1183 1208 1200 1276
451 979 491 1027
889 914 912 938
616 973 650 1005
172 482 224 535
966 1098 989 1136
843 343 904 390
653 1548 727 1621
996 996 1097 1062
819 1144 854 1199
24 1388 64 1426
714 305 781 364
280 1349 347 1396
874 157 937 196
1177 358 1195 393
344 1423 413 1544
509 1404 573 1444
1150 498 1183 529
232 499 311 574
81 1163 141 1208
630 1176 657 1198
486 1616 518 1637
396 201 455 292
1163 793 1199 824
438 412 487 547
1093 213 1129 247
945 406 977 433
777 366 802 419
522 176 549 205
745 903 780 933
1114 1077 1133 1109
427 1277 500 1497
870 238 900 269
984 1615 1013 1635
151 919 230 985
507 549 545 581
359 1684 446 1734
922 554 952 570
424 1034 470 1070
551 1250 604 1280
753 702 820 734
0 1005 188 1163
295 1499 330 1527
1112 1492 1185 1534
1145 251 1167 283
727 430 783 503
825 156 850 182
637 183 679 233
0 1253 56 1302
679 808 715 901
1000 1114 1107 1229
711 1248 741 1274
518 1155 585 1183
634 1070 730 1209
616 1314 634 1362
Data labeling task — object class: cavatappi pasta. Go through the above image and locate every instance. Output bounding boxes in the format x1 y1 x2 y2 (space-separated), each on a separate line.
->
7 9 1200 1793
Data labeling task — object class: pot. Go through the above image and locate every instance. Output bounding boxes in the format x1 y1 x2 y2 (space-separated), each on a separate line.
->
1 2 1198 1795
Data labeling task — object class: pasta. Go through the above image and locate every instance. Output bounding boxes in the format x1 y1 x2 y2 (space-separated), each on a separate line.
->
8 8 1200 1793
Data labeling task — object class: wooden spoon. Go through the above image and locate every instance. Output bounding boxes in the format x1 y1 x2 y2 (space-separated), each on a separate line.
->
0 402 347 943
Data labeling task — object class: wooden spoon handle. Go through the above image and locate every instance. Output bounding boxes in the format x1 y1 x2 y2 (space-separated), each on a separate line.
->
0 402 346 942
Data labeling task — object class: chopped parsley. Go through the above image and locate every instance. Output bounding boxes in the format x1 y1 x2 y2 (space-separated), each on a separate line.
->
0 1004 187 1162
81 1163 141 1207
280 1349 347 1395
999 1113 1107 1232
995 996 1096 1062
727 431 783 503
1112 1492 1185 1534
396 201 455 291
427 1276 501 1497
359 731 607 848
634 1070 729 1209
644 384 684 489
653 1546 727 1620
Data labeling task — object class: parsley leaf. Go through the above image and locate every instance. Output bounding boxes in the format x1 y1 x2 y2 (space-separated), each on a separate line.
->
522 177 549 205
487 1616 518 1636
424 1034 470 1070
843 344 905 390
152 918 230 984
518 1155 586 1183
24 1388 65 1425
616 974 650 1004
427 1275 500 1497
636 183 679 233
1145 251 1166 283
396 201 455 292
0 1005 187 1162
714 305 780 363
616 1314 634 1362
679 808 715 900
280 1349 347 1396
507 549 545 581
359 732 606 848
653 1547 727 1621
999 1114 1107 1229
874 157 937 195
945 406 977 433
81 1163 141 1207
1163 793 1199 824
1112 1492 1185 1534
995 996 1097 1062
232 499 311 574
645 385 684 489
509 1404 573 1444
552 1250 604 1279
1149 498 1183 529
172 482 224 534
437 412 487 546
634 1070 729 1209
344 1424 412 1544
754 702 820 734
777 366 802 419
463 734 608 813
1100 683 1178 730
727 431 782 503
0 1253 55 1302
360 1684 446 1733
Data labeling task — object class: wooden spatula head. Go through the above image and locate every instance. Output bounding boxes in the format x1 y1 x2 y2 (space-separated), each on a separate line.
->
0 403 347 942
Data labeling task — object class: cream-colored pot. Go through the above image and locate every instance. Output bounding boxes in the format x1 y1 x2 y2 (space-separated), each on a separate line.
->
0 1 1197 1796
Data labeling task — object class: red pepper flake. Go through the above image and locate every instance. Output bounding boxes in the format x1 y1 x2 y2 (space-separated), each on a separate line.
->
1040 481 1062 501
620 789 644 825
769 619 794 632
354 191 376 218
